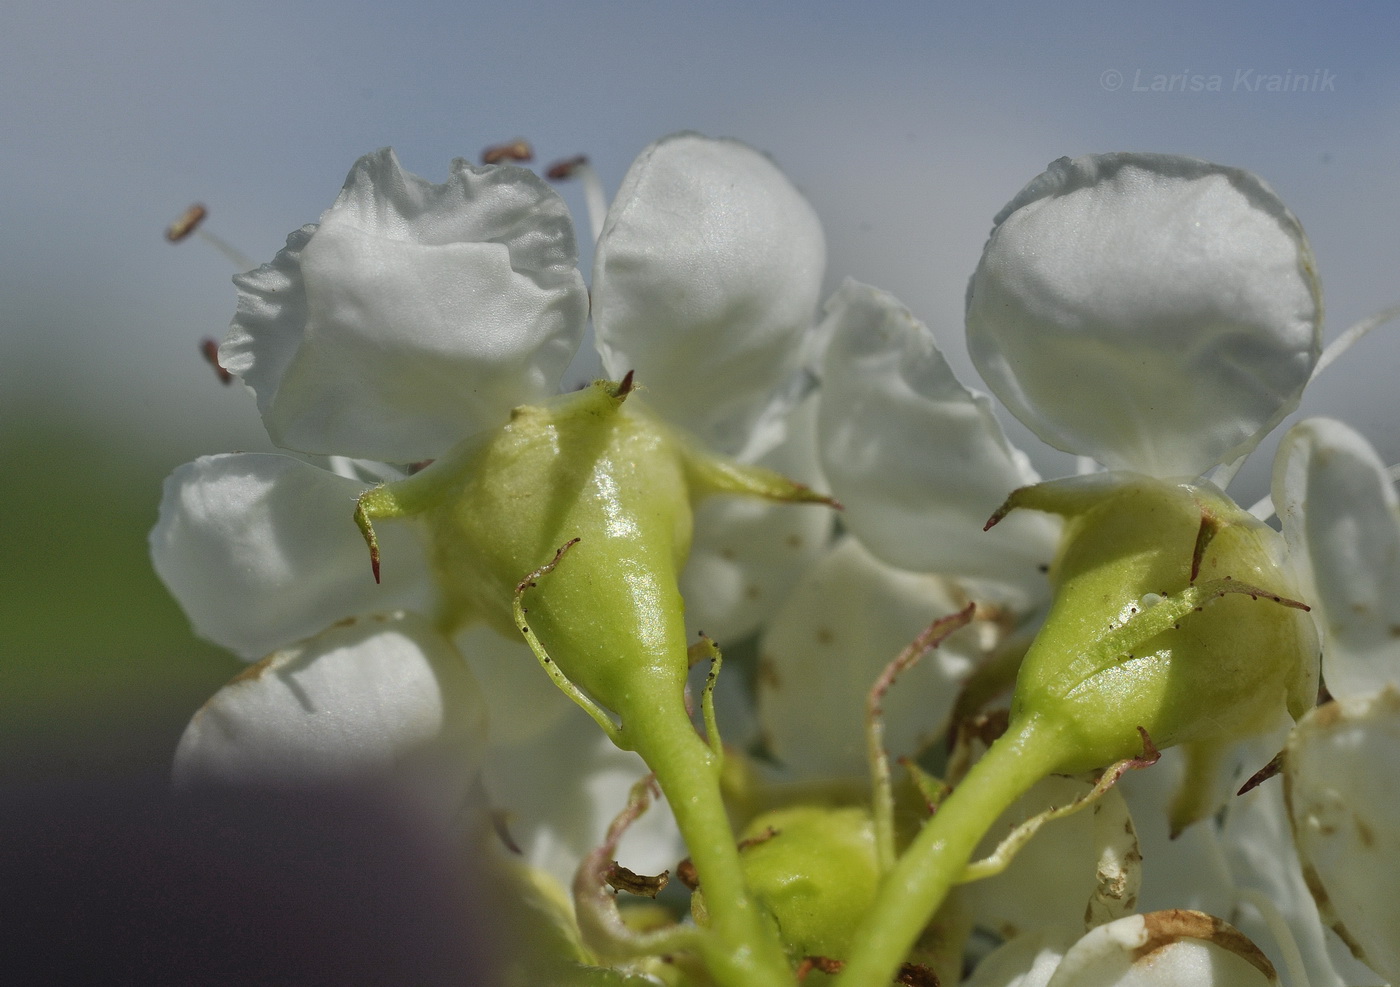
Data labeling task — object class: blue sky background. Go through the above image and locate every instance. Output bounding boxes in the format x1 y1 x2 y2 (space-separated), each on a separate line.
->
5 0 1399 499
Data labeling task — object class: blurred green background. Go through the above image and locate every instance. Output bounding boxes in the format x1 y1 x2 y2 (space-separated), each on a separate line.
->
0 404 242 782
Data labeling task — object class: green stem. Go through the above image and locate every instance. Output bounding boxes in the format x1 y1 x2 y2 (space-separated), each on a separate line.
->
626 702 795 987
834 714 1064 987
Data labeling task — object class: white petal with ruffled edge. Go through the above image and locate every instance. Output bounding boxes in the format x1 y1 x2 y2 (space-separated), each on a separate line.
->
222 148 588 462
757 536 976 778
1273 417 1400 701
681 395 834 643
173 612 487 820
1285 689 1400 983
819 280 1059 589
967 153 1320 478
151 453 433 660
592 132 825 456
1043 912 1278 986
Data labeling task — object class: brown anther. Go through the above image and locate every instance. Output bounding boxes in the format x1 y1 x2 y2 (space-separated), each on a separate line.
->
481 138 533 165
166 203 207 242
199 338 234 385
675 857 699 890
546 154 589 180
615 369 636 398
604 861 669 898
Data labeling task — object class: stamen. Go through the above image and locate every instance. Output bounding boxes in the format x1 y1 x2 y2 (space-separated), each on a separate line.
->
546 154 608 243
166 203 207 242
199 338 234 385
164 203 256 270
480 138 533 165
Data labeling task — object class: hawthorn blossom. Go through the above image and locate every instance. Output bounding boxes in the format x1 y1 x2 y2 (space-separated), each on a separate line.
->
152 132 831 881
760 153 1320 792
756 152 1326 982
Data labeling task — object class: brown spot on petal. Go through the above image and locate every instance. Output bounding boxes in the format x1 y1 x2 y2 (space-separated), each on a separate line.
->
1135 910 1276 981
1311 699 1344 728
229 651 279 686
815 627 834 645
785 534 804 549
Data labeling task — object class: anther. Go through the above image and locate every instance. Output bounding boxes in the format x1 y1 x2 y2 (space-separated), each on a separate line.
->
481 139 533 165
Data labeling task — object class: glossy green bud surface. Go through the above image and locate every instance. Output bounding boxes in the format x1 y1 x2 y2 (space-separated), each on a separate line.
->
999 472 1318 772
736 806 880 962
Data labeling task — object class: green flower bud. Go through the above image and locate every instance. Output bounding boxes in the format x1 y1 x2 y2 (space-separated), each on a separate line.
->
994 472 1318 774
734 806 880 962
356 377 827 736
353 376 831 986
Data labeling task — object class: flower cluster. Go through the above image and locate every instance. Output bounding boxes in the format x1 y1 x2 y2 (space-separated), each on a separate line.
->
153 135 1396 987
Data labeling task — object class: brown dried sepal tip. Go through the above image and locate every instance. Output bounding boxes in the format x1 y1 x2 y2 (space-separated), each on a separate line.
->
1237 749 1285 796
605 861 669 898
546 154 589 180
166 203 207 242
200 338 234 385
481 139 533 165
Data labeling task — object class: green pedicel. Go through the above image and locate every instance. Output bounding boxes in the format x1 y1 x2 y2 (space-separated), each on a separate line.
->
356 377 831 987
834 472 1318 987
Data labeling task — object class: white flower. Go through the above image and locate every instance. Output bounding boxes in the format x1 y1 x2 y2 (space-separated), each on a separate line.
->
153 132 830 876
967 153 1319 479
820 153 1321 576
784 153 1324 973
1270 416 1400 983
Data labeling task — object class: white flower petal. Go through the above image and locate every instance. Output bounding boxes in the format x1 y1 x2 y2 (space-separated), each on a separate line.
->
223 148 588 461
593 132 826 455
818 280 1059 589
1285 689 1400 983
960 777 1136 943
173 612 487 820
1273 417 1400 701
451 623 575 746
482 705 683 891
1222 774 1364 987
1045 912 1278 987
964 926 1076 987
151 453 433 660
681 395 834 643
967 153 1320 477
757 537 976 778
1116 748 1234 919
